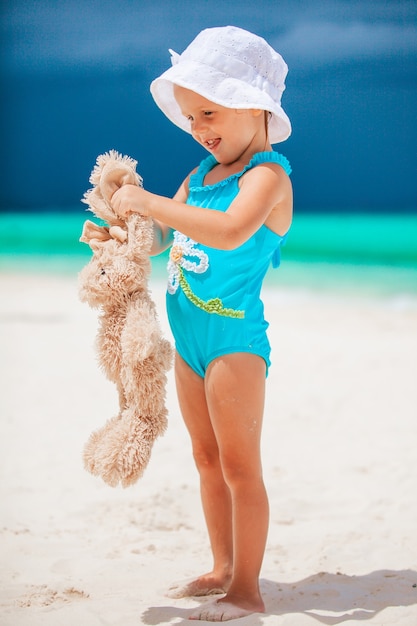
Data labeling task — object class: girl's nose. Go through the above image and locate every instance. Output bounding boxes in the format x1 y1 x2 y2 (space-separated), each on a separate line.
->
191 118 207 133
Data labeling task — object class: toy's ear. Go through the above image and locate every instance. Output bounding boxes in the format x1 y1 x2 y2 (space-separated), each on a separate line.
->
90 239 107 252
100 165 138 204
82 151 143 224
80 220 111 246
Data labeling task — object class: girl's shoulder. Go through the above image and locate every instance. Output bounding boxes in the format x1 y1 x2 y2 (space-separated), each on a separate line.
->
247 151 292 177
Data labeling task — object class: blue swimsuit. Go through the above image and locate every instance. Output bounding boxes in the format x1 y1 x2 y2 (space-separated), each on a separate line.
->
166 151 292 378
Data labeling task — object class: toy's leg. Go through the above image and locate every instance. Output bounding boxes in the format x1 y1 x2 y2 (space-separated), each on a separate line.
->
83 411 124 485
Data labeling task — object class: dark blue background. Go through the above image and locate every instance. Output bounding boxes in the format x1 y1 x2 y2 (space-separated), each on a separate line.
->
1 0 416 213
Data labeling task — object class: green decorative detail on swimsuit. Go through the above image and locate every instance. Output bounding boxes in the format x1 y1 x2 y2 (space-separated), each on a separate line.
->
178 267 245 319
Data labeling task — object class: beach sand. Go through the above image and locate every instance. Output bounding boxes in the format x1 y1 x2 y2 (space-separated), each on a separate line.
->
1 270 416 625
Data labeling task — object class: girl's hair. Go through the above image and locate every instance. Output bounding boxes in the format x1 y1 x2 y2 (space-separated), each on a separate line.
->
264 111 272 142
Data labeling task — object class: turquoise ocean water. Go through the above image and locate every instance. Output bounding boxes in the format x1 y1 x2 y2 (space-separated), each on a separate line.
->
1 211 416 298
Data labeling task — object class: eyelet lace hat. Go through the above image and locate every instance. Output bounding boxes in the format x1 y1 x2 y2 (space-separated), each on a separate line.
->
150 25 291 144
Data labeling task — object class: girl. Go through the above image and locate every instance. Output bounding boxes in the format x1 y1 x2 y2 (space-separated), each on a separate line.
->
112 25 293 622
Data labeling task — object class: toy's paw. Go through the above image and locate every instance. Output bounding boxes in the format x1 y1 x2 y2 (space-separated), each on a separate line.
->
109 225 127 243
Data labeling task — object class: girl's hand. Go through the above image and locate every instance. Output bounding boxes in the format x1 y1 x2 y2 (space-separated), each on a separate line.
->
111 185 149 218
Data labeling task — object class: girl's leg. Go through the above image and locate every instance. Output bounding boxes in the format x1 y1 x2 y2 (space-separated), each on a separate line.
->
191 352 268 620
167 352 233 598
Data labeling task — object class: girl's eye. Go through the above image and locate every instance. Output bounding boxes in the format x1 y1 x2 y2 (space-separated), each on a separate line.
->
186 115 194 122
204 111 213 116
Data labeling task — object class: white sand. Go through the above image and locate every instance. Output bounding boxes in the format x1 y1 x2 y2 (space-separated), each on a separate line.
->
1 271 417 625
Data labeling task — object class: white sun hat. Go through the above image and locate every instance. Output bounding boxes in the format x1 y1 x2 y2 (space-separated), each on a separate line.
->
150 25 291 144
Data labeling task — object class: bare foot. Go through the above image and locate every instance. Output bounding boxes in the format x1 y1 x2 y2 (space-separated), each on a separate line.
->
189 597 265 621
166 574 229 599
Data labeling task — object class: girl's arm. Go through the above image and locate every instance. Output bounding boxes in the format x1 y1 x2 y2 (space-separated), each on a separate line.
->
149 174 191 255
150 219 173 255
112 163 292 250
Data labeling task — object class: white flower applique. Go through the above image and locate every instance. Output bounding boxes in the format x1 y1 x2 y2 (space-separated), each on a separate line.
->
167 232 244 319
167 232 209 294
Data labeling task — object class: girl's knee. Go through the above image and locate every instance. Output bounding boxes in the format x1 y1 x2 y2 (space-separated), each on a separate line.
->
192 443 221 475
220 448 263 487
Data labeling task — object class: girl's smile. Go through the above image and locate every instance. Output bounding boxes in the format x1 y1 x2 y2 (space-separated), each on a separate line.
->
205 138 220 151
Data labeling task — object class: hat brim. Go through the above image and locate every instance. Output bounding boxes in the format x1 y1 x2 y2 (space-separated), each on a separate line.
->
150 61 291 144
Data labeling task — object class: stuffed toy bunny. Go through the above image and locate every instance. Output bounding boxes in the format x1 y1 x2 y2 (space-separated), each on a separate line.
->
78 151 173 487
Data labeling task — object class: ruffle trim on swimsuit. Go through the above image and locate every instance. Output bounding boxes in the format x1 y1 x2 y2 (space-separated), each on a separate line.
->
189 151 292 191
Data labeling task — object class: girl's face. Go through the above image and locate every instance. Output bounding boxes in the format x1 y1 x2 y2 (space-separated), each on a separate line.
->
173 86 267 165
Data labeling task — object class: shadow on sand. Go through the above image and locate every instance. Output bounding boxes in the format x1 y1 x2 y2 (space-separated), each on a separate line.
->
141 569 417 624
